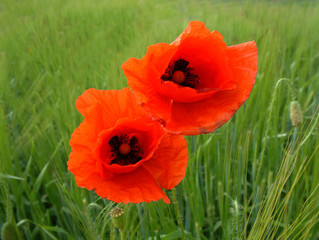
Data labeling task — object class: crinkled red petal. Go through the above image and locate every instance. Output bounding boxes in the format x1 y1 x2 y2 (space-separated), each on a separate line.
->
94 166 170 204
143 133 188 189
68 88 187 203
122 21 257 135
165 41 258 135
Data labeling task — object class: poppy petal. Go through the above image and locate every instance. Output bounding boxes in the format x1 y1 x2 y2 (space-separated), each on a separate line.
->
69 88 188 203
76 88 149 128
94 166 170 204
122 21 257 135
69 120 102 152
165 41 258 135
69 151 170 203
173 21 212 45
122 45 175 122
93 117 164 175
68 150 98 190
143 134 188 189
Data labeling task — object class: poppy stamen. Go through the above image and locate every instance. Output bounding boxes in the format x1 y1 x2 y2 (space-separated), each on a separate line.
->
109 135 143 166
161 58 199 89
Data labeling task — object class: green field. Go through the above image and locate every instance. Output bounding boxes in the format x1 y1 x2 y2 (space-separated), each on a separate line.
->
1 0 319 239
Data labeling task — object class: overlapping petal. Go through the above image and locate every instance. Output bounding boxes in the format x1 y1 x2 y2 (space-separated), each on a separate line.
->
166 41 258 134
68 88 188 203
143 134 188 189
122 21 258 135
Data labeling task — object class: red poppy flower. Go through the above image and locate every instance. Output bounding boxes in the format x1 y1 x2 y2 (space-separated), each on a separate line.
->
68 88 188 204
122 21 258 135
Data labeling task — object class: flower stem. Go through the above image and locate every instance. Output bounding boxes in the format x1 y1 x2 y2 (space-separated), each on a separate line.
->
171 187 186 239
120 230 125 240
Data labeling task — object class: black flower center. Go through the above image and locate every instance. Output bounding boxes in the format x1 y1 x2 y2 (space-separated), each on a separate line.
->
161 58 199 89
109 134 143 166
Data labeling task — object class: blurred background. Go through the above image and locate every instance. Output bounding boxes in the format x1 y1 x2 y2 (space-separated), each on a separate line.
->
1 0 319 239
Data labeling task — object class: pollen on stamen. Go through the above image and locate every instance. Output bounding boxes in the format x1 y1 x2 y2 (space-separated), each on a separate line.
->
119 143 131 155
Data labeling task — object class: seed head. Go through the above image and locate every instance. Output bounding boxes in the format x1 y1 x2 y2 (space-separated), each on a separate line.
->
290 101 302 127
110 207 125 231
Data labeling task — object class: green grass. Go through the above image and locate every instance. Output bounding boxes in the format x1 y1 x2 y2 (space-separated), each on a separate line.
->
1 0 319 239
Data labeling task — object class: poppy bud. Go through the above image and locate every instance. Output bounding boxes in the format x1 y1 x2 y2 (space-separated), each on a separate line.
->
290 101 302 127
110 207 125 231
1 222 20 240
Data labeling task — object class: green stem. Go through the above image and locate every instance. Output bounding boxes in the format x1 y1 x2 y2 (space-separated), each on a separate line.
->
0 182 12 222
300 110 319 146
110 222 114 240
255 78 295 188
171 187 186 239
120 230 125 240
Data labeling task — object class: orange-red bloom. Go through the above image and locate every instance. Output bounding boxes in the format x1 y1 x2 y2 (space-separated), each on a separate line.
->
68 88 188 204
122 21 258 135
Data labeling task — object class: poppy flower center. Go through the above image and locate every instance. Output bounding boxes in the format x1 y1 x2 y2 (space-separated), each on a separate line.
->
172 71 185 84
108 134 143 166
119 143 131 155
161 58 199 89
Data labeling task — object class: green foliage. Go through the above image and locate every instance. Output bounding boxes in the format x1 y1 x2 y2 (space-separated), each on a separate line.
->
1 0 319 239
1 221 21 240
